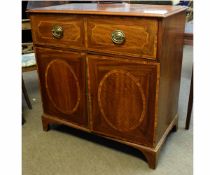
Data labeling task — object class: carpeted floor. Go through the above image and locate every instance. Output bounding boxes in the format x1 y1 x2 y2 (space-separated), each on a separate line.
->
22 45 193 175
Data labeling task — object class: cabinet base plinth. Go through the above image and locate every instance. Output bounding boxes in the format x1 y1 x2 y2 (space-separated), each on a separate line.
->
140 148 159 169
42 116 50 131
41 114 178 169
172 118 178 132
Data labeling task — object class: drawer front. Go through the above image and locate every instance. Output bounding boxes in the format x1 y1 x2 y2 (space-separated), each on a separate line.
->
87 16 158 59
30 14 85 49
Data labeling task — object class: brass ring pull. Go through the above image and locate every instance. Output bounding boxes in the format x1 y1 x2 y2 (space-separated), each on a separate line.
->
111 30 125 45
52 25 63 39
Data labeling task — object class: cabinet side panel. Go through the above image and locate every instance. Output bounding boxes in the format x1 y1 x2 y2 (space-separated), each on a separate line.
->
155 12 186 144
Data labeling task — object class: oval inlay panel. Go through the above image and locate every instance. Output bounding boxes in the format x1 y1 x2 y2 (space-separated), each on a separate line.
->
98 70 146 132
45 59 80 114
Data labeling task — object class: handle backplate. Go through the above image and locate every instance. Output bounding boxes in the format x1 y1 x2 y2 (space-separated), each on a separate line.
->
111 30 125 45
52 25 63 39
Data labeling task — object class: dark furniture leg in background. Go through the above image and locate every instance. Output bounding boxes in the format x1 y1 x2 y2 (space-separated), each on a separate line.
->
22 77 32 125
22 115 26 125
185 70 193 129
22 77 32 109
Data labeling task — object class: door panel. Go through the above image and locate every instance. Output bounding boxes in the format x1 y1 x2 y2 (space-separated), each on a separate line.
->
88 54 159 146
35 47 88 128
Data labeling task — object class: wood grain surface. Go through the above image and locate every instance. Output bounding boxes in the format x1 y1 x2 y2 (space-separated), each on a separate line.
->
87 54 159 147
28 4 186 169
155 11 186 144
35 47 88 128
87 16 158 59
28 3 187 18
30 14 85 49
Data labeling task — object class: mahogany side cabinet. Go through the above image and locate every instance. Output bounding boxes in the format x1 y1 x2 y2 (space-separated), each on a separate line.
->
28 3 187 169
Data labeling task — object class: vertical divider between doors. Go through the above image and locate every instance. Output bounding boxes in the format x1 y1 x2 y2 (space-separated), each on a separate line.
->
86 56 93 131
84 16 93 131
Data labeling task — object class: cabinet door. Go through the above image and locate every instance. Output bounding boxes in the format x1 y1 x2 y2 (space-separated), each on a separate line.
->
88 55 159 147
35 47 88 128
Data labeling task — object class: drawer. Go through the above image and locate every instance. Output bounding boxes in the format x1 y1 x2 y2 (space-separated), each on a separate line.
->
30 14 85 49
87 16 158 59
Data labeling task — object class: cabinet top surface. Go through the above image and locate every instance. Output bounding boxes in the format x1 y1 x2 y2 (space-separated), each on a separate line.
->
27 3 187 18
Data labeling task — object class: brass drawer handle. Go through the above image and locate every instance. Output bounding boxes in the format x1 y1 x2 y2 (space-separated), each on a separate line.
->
111 30 125 45
52 25 63 39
